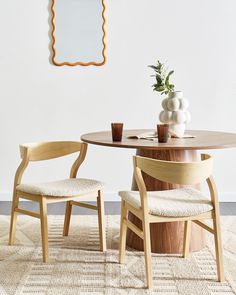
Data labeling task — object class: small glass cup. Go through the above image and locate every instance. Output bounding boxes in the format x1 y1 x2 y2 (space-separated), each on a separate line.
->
157 124 169 143
111 123 123 141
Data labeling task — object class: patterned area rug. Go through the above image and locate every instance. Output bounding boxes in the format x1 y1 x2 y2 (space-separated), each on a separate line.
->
0 215 236 294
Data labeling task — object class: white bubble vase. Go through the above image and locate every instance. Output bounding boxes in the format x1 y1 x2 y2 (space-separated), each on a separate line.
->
159 91 191 138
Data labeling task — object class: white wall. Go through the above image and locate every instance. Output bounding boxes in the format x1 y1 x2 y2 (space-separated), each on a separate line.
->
0 0 236 201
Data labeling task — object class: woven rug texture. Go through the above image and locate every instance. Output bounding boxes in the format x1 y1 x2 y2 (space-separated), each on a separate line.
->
0 215 236 295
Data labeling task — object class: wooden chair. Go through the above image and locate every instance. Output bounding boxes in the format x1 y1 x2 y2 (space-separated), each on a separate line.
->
9 141 106 262
118 154 224 289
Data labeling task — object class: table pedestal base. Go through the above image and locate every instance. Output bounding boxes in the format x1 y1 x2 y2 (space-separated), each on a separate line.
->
126 149 207 254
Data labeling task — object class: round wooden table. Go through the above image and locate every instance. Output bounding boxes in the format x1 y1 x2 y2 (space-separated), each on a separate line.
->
81 129 236 254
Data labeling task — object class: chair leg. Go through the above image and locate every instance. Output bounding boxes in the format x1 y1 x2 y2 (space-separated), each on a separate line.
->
63 201 72 236
213 216 225 282
143 217 153 289
119 200 128 264
97 190 106 252
9 192 19 245
183 220 191 258
40 197 49 263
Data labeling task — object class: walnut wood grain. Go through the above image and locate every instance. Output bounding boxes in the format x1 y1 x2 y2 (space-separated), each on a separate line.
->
126 149 206 253
81 129 236 150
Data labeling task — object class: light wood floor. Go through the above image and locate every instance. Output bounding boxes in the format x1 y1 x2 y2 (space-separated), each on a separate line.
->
0 201 236 215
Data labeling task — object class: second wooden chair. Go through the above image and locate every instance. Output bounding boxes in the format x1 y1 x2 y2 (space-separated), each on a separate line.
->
119 154 224 289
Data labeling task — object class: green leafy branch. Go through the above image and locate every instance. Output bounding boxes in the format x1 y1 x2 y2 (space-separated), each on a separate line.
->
149 60 175 95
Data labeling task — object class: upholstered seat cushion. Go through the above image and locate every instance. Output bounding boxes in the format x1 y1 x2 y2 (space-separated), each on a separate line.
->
119 188 213 217
17 178 104 197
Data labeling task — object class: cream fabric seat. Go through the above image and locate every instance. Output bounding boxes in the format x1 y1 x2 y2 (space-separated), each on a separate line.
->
119 188 213 217
17 178 104 197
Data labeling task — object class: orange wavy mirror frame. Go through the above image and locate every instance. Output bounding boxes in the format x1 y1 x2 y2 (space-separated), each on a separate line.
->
51 0 106 67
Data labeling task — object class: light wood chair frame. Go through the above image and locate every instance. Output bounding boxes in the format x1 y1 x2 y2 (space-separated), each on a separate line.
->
119 154 224 289
9 141 106 263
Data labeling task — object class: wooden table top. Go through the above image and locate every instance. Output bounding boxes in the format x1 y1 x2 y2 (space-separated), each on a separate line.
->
81 129 236 150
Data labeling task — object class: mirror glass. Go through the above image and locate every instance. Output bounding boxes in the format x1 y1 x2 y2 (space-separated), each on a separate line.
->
51 0 106 66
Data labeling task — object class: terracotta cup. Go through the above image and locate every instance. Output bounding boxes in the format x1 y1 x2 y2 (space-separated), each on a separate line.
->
157 124 169 143
111 123 123 141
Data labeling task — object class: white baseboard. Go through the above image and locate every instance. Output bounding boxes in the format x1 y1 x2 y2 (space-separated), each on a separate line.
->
0 191 235 202
218 192 236 202
0 192 11 201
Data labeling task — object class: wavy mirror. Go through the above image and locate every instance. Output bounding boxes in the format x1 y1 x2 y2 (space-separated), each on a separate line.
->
51 0 106 66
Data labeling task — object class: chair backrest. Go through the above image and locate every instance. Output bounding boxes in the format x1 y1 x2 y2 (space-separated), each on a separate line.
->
14 141 88 187
134 153 213 185
20 141 84 161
